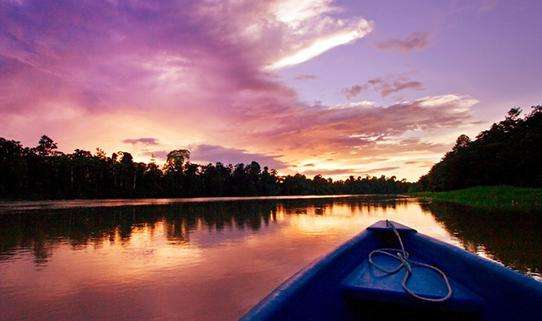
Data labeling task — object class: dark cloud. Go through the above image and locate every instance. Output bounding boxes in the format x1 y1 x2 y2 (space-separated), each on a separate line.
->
342 76 424 99
341 84 368 99
123 137 159 145
368 77 424 97
376 32 430 52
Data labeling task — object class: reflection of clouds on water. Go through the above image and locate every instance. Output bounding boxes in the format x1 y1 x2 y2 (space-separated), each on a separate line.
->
283 200 456 243
0 196 540 321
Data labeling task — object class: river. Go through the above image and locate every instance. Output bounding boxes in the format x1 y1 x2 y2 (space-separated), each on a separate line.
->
0 195 540 321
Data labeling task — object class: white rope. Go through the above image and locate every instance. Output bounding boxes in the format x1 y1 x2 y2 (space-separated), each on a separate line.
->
368 220 453 302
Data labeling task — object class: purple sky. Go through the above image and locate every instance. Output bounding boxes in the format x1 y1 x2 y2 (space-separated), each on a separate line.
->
1 0 541 180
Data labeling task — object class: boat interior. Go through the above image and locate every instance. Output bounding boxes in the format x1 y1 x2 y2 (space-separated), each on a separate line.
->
241 221 542 321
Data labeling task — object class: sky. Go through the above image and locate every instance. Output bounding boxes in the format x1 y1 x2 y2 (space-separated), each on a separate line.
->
1 0 541 181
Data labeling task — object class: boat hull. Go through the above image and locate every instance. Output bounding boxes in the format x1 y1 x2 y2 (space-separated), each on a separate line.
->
239 220 542 321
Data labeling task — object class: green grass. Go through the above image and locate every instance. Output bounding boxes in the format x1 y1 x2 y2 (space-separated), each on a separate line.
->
414 186 542 211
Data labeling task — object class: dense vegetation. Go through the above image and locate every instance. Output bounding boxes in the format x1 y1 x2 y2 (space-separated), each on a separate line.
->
417 186 542 211
418 106 542 191
0 136 411 200
4 106 539 200
423 201 542 273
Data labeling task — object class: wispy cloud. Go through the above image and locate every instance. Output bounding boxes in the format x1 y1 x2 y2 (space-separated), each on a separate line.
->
123 138 159 146
191 144 288 169
376 32 430 52
342 84 367 99
303 166 399 177
235 94 478 163
0 0 480 180
342 76 424 99
294 74 318 80
364 166 400 174
268 19 373 69
143 150 169 160
303 168 359 176
264 0 373 70
369 77 424 97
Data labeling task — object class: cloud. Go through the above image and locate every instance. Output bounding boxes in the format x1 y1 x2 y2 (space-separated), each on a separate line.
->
0 0 372 117
145 144 289 169
239 94 478 162
143 150 169 160
0 1 479 181
418 94 478 112
303 166 399 177
369 77 424 97
332 100 376 109
342 76 424 99
191 144 288 169
342 84 367 99
264 0 373 70
123 137 159 146
376 32 430 52
268 18 373 69
364 166 400 174
294 74 318 80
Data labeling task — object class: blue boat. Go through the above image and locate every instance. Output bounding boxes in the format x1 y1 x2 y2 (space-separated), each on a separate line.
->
240 220 542 321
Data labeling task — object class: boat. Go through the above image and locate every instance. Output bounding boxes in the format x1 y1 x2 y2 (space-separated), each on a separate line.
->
239 220 542 321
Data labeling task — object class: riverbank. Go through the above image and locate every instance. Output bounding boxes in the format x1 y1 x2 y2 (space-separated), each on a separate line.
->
415 186 542 211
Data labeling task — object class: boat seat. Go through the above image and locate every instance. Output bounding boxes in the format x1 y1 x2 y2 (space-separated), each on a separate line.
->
342 254 484 314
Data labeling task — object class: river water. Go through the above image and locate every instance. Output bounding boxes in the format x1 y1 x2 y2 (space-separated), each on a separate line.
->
0 195 540 321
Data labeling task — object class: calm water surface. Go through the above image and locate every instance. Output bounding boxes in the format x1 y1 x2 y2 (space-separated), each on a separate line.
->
0 195 540 321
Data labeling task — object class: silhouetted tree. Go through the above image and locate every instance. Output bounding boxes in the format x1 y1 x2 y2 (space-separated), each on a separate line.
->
35 135 58 156
0 136 414 199
165 149 190 173
418 106 542 191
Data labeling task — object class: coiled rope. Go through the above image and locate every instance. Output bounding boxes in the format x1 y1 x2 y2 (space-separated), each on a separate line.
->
368 220 453 302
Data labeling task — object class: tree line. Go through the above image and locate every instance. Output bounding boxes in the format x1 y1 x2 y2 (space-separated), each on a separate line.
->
0 136 411 199
3 105 539 199
418 105 542 191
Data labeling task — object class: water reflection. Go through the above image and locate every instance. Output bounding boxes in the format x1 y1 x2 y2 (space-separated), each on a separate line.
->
0 196 539 321
0 197 410 264
422 201 542 278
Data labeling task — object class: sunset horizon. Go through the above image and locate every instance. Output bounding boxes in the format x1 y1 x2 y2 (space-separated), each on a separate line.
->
2 0 541 181
1 2 542 320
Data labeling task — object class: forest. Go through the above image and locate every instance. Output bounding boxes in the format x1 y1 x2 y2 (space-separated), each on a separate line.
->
418 105 542 191
2 106 539 200
0 136 411 199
